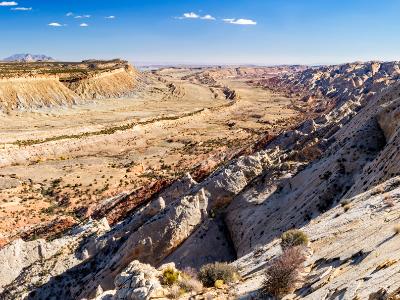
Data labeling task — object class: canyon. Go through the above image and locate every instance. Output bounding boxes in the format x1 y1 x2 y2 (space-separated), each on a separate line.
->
0 60 400 299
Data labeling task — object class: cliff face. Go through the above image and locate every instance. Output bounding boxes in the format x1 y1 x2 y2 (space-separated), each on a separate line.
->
65 65 140 99
0 60 140 113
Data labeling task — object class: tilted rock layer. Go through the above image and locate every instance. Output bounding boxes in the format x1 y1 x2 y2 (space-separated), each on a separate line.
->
0 77 80 112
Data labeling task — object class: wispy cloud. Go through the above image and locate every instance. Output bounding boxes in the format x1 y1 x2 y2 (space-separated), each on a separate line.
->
176 12 215 20
0 1 17 6
79 23 89 27
105 15 115 19
11 6 31 11
66 12 73 17
75 14 91 19
176 12 255 24
223 18 257 25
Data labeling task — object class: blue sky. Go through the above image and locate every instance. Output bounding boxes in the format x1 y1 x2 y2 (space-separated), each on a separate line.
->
0 0 400 65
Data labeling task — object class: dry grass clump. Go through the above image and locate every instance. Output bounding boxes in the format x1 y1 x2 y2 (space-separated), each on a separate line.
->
383 194 395 207
164 266 203 298
280 229 309 250
181 267 198 278
168 284 185 299
343 203 351 212
393 224 400 235
179 270 203 293
198 262 238 287
262 246 306 298
371 185 385 196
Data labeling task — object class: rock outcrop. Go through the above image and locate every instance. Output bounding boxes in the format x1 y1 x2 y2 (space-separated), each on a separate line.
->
0 60 140 113
104 260 165 300
65 65 140 99
259 61 400 114
0 218 110 294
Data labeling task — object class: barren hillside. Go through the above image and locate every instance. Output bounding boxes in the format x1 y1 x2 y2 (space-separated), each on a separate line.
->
0 60 141 112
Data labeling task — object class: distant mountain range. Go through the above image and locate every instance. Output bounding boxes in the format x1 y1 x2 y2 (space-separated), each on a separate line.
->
3 54 55 62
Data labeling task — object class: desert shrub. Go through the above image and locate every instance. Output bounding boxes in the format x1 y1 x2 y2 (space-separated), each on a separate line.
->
340 200 350 207
280 229 309 250
262 247 306 298
179 276 203 293
343 203 351 212
162 267 180 286
198 262 238 287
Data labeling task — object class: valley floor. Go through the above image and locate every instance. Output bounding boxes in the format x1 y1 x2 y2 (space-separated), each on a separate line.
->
0 68 302 245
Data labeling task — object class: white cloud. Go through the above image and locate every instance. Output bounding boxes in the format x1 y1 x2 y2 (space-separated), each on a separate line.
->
182 12 199 19
105 15 115 19
0 1 17 6
200 14 215 20
223 18 257 25
75 14 91 19
66 12 73 17
11 7 31 11
48 22 63 27
80 23 89 27
177 12 216 21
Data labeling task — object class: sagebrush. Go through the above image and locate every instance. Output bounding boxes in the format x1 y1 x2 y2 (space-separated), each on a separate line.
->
162 267 180 286
280 229 309 250
198 262 238 287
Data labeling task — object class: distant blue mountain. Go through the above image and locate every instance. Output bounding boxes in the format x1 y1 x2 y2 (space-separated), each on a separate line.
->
3 54 55 62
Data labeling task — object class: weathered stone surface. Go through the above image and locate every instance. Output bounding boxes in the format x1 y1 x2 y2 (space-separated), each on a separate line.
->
161 216 236 269
0 218 110 293
113 260 164 300
233 180 400 299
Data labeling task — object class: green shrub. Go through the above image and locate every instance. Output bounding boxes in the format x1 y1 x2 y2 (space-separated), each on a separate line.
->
162 267 180 286
198 262 238 287
262 247 306 297
280 229 309 250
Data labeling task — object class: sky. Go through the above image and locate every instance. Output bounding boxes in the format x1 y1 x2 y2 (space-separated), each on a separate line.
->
1 0 400 65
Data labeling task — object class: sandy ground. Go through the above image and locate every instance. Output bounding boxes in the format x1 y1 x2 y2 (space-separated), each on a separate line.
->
0 68 303 243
